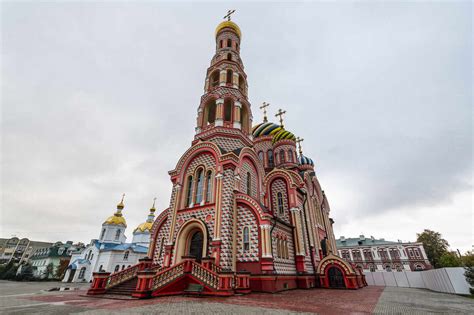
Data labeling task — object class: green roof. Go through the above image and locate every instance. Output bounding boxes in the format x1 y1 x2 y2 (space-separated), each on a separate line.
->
336 236 398 248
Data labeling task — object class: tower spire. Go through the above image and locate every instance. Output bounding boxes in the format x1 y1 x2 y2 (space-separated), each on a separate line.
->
260 102 270 123
116 193 125 211
275 109 287 128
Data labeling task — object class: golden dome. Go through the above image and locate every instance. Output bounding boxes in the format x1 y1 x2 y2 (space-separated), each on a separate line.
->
215 20 241 38
134 221 153 233
103 214 127 227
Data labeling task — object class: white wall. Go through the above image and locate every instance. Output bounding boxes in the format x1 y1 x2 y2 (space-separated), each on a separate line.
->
364 267 471 295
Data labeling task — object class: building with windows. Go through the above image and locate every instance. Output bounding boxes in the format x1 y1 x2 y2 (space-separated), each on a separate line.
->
63 198 153 282
336 235 432 272
28 241 84 279
0 237 52 265
88 16 366 298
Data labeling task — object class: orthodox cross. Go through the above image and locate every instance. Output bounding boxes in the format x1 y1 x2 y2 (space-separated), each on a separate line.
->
121 193 125 203
260 102 270 122
275 108 286 128
152 197 157 209
296 137 304 156
223 9 235 21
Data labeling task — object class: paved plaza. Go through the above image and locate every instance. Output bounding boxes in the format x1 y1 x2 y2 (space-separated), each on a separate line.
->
0 280 473 314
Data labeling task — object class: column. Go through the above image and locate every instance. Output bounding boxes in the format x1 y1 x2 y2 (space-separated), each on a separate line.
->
196 107 203 134
219 70 226 87
233 101 242 129
215 98 224 127
290 207 304 255
232 72 239 89
167 183 182 244
213 172 224 239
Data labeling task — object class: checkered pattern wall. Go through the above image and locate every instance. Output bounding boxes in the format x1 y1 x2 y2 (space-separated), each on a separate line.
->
236 205 259 262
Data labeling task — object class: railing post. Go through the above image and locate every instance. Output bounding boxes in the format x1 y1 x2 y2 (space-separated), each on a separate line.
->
87 271 110 295
201 256 215 270
235 271 251 294
218 271 234 292
181 256 196 273
132 269 156 299
138 257 153 271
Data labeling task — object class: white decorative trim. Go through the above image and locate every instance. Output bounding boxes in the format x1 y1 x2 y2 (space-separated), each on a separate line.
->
215 119 224 127
260 224 271 230
233 121 241 129
234 101 242 108
290 207 300 213
216 98 224 104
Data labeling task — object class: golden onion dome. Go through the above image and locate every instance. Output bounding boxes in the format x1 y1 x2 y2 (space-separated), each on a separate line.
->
103 194 127 227
215 20 241 38
134 198 156 233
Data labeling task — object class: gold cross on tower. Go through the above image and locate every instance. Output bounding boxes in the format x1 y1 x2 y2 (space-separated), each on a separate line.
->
296 137 304 157
259 102 270 123
223 9 235 21
275 109 287 128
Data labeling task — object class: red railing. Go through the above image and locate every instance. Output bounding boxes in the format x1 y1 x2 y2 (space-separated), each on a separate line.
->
105 264 139 289
151 261 185 291
191 261 219 289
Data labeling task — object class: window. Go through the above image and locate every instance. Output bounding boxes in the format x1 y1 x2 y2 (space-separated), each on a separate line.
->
277 192 284 216
414 264 423 271
224 100 232 121
267 150 274 167
258 151 264 161
220 40 223 48
99 265 103 272
186 176 193 207
279 150 285 163
243 227 250 251
122 265 125 270
238 75 245 93
227 38 232 47
195 169 204 204
78 267 86 279
87 250 92 260
227 53 232 61
288 150 294 163
414 248 421 258
408 248 414 258
246 172 251 196
90 254 93 261
114 265 120 272
369 265 376 272
115 229 121 241
124 251 129 260
236 43 239 51
206 100 216 124
210 71 219 88
100 228 106 240
385 265 392 272
226 69 233 84
205 171 212 202
396 265 403 272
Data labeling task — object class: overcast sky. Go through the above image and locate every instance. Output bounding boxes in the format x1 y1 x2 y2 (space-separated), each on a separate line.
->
1 2 472 252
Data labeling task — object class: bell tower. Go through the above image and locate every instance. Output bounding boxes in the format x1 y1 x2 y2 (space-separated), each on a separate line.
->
195 13 252 142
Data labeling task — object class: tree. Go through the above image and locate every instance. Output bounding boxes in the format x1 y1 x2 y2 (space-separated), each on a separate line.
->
416 229 449 268
439 252 462 268
44 263 54 279
0 261 18 280
464 266 474 295
462 251 474 267
55 259 69 280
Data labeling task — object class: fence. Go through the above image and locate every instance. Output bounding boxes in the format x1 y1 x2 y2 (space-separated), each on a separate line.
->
364 267 471 295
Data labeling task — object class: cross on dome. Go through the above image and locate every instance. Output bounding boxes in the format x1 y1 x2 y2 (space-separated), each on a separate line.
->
223 9 235 21
296 137 304 156
260 102 270 123
275 109 287 128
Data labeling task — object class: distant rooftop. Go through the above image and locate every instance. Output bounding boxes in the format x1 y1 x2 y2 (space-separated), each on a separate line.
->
336 235 405 248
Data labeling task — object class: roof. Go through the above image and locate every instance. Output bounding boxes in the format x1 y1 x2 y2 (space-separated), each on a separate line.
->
93 240 148 253
336 237 399 248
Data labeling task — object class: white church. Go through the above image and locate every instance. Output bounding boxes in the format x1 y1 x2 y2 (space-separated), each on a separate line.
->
63 196 154 283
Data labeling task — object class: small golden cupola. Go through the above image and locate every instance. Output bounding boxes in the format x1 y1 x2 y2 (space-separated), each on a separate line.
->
103 194 127 227
134 198 156 234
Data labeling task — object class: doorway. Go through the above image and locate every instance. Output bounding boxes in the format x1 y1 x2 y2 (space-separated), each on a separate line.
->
188 231 204 262
328 267 345 288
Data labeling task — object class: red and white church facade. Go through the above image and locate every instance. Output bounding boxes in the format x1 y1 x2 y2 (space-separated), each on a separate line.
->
88 17 366 298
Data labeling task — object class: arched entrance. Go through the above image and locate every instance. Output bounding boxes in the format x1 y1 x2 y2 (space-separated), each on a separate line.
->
328 267 345 288
188 230 204 262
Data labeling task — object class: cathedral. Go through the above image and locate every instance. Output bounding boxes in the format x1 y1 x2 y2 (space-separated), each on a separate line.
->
88 15 366 298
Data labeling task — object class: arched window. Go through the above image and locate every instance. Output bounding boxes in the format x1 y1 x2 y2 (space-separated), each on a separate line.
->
210 71 220 88
206 100 216 124
158 237 165 260
369 265 376 272
115 229 121 241
246 172 251 196
186 176 193 207
258 151 264 162
226 69 233 84
78 267 86 279
227 53 232 61
238 75 245 93
100 228 106 240
227 38 232 47
195 169 204 204
236 42 239 51
224 99 232 121
124 251 129 260
277 192 284 216
288 150 294 163
279 150 285 163
276 239 281 258
90 254 94 261
385 265 392 272
219 40 223 48
396 264 403 272
285 241 289 259
205 171 212 202
121 265 125 270
114 265 120 272
267 150 274 167
243 227 250 251
99 265 103 271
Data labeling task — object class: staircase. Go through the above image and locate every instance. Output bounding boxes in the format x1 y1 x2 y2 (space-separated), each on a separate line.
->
106 278 138 296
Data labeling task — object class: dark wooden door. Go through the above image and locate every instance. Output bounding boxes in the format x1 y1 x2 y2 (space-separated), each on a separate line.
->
189 231 203 262
328 267 345 288
67 269 76 283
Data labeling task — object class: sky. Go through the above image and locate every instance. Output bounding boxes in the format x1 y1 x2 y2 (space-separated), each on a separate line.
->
1 1 472 252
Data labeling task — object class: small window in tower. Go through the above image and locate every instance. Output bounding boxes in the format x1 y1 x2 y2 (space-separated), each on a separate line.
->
268 150 274 167
277 192 284 216
195 169 204 204
100 228 106 240
243 227 250 251
279 150 285 163
207 101 216 124
124 251 129 260
220 40 223 48
246 172 251 196
205 171 213 202
227 53 232 61
224 99 232 121
236 43 239 51
258 151 264 162
227 38 232 47
78 267 86 279
288 150 294 163
226 69 233 84
186 176 193 207
210 71 219 88
114 265 120 272
238 75 245 93
115 229 121 241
